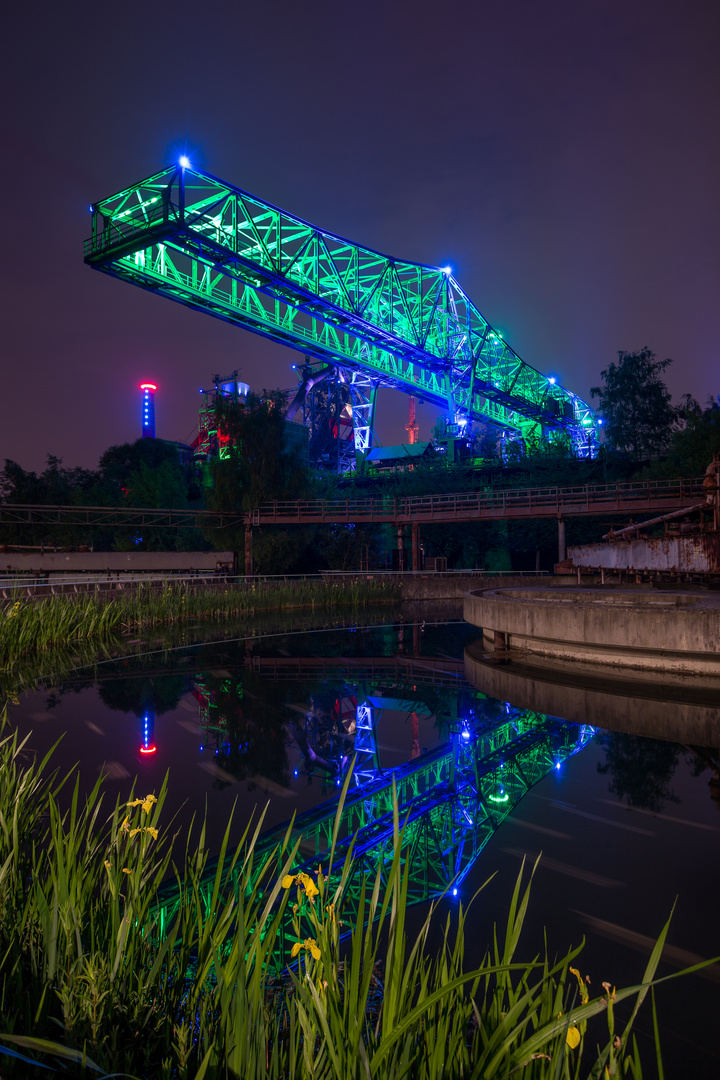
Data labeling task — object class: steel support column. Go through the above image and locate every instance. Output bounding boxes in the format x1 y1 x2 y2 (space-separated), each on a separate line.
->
412 522 420 571
245 525 253 576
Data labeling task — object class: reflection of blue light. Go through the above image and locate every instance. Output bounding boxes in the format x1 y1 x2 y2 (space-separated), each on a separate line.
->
555 762 561 770
598 419 604 426
462 729 470 739
452 888 458 896
199 745 204 751
294 769 298 777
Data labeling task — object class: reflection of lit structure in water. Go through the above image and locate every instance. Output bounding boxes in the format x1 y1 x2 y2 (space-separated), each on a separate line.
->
193 676 238 757
193 675 248 764
155 705 595 972
411 711 420 760
290 686 358 787
139 709 157 755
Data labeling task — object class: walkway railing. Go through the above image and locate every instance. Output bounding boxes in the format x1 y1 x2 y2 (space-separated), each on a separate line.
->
252 475 705 524
0 476 706 530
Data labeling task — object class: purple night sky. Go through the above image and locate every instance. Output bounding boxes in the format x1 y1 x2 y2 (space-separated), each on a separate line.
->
2 0 718 472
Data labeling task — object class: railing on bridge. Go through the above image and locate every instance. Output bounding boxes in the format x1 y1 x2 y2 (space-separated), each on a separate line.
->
250 475 705 524
0 475 705 531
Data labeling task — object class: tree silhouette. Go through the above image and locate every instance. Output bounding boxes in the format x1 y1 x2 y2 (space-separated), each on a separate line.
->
591 348 679 460
596 732 680 812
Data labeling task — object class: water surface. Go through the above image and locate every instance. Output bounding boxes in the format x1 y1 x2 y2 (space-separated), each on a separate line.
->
8 608 720 1077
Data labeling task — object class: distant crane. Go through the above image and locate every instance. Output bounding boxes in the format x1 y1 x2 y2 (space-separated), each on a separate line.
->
405 396 420 445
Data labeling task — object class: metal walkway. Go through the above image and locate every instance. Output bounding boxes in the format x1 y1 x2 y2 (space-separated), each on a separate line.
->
0 475 705 531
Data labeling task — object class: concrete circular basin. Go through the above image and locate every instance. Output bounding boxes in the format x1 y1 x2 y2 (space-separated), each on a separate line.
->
463 586 720 675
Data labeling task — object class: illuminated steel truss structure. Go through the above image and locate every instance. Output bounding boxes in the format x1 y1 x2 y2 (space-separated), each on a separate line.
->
154 705 593 969
85 163 599 455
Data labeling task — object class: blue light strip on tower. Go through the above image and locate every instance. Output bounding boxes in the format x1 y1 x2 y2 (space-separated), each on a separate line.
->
140 382 156 438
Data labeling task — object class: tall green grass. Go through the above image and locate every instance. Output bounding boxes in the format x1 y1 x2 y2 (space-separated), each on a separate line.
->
0 579 399 671
0 719 693 1079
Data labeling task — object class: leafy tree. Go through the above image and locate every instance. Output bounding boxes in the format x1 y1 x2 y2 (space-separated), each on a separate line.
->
98 439 191 506
652 396 720 477
591 347 679 460
0 455 101 547
0 455 98 506
209 390 311 509
205 391 315 567
96 438 206 551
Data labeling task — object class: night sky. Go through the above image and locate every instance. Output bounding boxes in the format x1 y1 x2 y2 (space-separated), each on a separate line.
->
2 0 718 472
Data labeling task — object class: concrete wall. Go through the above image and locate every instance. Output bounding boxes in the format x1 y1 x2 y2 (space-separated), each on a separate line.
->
0 551 235 574
464 585 720 674
568 535 719 573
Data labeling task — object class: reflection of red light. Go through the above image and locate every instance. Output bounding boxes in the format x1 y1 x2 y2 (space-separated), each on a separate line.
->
139 745 157 754
140 382 157 391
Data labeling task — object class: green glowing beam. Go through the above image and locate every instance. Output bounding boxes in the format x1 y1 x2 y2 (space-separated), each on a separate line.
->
86 165 598 447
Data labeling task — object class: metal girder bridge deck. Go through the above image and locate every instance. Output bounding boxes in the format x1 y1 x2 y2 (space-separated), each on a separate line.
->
0 476 705 532
84 163 599 452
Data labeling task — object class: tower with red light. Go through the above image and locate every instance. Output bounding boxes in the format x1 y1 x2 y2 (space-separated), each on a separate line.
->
140 382 157 438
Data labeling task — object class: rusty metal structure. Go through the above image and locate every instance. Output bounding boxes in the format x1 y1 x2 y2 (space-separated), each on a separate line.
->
567 456 720 578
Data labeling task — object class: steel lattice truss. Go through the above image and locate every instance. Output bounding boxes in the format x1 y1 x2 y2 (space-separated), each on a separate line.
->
85 164 598 450
153 707 593 969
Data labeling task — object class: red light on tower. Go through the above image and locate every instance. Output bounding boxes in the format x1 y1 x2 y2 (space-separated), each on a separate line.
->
140 382 157 438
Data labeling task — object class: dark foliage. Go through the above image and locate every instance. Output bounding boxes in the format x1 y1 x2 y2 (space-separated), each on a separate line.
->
591 348 679 461
596 732 680 812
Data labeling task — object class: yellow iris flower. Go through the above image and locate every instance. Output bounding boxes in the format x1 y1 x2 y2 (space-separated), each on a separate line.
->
291 938 321 961
281 872 319 899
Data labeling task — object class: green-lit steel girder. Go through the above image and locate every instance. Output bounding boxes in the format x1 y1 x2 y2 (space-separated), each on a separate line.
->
85 164 598 449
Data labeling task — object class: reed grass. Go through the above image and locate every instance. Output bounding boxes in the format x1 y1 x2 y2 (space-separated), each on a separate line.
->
0 719 692 1079
0 580 399 671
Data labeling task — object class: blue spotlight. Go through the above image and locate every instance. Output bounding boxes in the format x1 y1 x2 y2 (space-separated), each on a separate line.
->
179 155 190 169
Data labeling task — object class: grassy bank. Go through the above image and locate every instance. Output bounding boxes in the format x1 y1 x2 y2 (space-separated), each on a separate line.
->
0 723 681 1079
0 579 399 668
